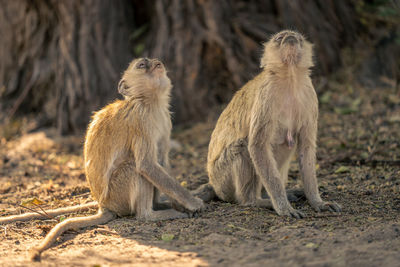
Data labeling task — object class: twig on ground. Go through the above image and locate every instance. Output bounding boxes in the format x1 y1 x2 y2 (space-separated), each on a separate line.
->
17 204 57 222
32 203 56 221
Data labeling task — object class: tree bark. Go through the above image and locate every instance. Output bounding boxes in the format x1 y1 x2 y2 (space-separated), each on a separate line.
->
0 0 397 134
144 0 359 122
0 0 135 134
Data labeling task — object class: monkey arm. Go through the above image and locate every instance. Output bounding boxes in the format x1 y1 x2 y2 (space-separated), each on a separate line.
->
297 120 322 206
298 119 341 212
298 84 324 205
157 136 170 169
138 162 202 212
133 137 203 212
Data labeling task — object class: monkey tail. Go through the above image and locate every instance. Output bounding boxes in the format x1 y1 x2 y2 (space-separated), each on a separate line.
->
0 201 98 224
29 208 115 262
192 183 217 202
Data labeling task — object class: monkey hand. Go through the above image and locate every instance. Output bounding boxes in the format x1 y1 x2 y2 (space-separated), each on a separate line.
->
186 197 205 212
311 201 342 213
171 197 205 218
276 204 305 219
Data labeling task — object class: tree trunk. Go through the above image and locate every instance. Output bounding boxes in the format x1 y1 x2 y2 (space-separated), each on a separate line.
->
0 0 397 134
144 0 359 122
0 0 135 134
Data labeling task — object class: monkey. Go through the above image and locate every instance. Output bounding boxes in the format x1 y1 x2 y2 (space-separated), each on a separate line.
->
0 58 204 261
196 30 341 218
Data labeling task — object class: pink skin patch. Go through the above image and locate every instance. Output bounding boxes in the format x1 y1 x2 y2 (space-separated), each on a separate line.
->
286 130 295 149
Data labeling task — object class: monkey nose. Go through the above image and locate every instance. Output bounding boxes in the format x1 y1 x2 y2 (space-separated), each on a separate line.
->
283 36 298 45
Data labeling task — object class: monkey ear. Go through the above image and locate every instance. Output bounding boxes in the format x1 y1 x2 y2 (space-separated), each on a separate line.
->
260 43 267 68
118 80 127 95
260 59 266 68
260 55 267 69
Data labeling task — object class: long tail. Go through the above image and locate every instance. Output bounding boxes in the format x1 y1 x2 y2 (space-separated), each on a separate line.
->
30 208 115 261
0 202 98 224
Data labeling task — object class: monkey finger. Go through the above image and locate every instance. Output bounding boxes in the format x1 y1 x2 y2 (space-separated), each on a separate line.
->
289 209 305 219
314 206 321 213
187 211 200 218
313 201 341 213
328 202 342 212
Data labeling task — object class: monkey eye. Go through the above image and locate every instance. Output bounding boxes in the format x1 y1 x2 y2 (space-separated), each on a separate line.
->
155 63 162 68
275 36 284 42
137 62 146 69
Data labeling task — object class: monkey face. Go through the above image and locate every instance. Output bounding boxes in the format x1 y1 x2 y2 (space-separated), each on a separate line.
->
272 30 304 46
274 31 304 65
134 58 166 75
118 58 172 98
260 30 313 69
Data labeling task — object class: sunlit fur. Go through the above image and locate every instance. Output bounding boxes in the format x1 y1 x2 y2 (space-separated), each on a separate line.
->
29 58 204 261
118 58 172 102
87 58 173 205
207 30 341 218
260 30 314 68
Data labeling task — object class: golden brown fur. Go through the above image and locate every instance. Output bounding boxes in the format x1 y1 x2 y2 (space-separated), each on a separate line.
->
205 30 341 217
5 58 205 261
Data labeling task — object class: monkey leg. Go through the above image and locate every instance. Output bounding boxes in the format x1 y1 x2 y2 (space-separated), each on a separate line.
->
102 161 138 216
153 188 173 210
106 161 187 220
232 145 273 208
135 178 188 221
210 139 272 208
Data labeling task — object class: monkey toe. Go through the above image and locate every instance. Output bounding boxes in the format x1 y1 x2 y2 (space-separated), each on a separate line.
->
278 207 305 219
290 209 305 219
187 210 201 218
313 201 342 213
327 202 342 212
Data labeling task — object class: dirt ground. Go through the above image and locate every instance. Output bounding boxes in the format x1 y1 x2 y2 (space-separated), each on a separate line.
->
0 80 399 267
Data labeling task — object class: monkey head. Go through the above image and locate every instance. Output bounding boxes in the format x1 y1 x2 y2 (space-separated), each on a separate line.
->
260 30 314 69
118 58 172 99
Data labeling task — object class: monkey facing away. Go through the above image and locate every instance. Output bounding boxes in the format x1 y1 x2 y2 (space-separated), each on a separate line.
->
202 30 341 218
0 58 204 260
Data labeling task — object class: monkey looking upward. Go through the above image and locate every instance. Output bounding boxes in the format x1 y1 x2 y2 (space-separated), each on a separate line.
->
203 30 341 218
0 58 204 260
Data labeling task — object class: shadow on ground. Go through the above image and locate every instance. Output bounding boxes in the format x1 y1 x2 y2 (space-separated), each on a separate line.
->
0 81 399 266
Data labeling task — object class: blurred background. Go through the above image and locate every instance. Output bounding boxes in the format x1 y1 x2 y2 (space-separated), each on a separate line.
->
0 2 400 265
0 0 399 136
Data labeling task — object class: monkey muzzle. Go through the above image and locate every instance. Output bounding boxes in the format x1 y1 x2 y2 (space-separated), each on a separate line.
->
283 35 298 46
280 36 301 65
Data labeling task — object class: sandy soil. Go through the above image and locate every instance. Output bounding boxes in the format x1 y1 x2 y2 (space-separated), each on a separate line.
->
0 82 399 266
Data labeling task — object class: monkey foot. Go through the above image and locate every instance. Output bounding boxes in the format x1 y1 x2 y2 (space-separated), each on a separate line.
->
312 201 342 213
171 196 205 215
